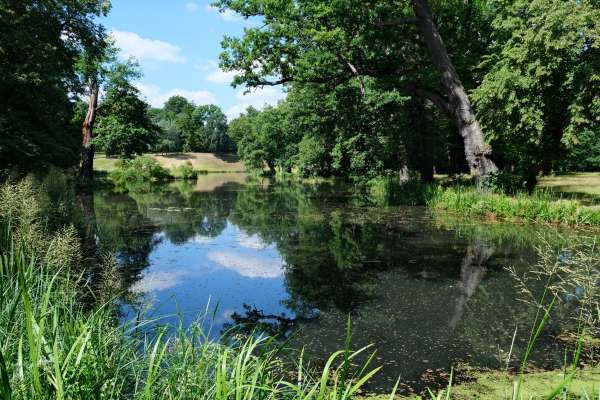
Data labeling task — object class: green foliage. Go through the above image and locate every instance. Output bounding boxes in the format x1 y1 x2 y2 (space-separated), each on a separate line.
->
109 156 172 187
368 176 440 207
472 0 600 184
559 130 600 172
229 105 301 173
150 96 235 154
297 135 329 177
94 62 159 158
431 187 600 226
0 0 110 170
173 161 199 180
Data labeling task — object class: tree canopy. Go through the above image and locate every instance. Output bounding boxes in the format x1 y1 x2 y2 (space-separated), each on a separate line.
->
220 0 600 186
150 97 235 154
0 0 110 170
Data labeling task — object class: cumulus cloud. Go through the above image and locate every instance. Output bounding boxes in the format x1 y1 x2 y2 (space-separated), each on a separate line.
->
205 4 242 22
185 2 199 11
208 251 283 278
225 87 287 119
111 29 187 63
207 68 241 85
237 233 271 250
137 83 217 108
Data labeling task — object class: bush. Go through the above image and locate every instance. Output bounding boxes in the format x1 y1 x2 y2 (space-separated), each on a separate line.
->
480 171 527 194
172 161 198 180
109 156 172 187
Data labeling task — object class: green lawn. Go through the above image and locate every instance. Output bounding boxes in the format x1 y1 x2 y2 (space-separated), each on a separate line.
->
538 172 600 196
538 172 600 206
94 152 246 173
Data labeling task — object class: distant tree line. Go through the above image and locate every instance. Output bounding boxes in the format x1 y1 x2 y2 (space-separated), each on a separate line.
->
150 96 235 155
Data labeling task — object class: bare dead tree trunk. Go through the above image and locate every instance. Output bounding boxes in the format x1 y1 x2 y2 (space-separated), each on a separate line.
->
411 0 497 181
81 77 99 181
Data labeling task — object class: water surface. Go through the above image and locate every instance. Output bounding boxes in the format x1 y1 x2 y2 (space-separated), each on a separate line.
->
92 175 574 393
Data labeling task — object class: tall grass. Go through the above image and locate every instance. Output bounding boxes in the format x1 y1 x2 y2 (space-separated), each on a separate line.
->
429 187 600 226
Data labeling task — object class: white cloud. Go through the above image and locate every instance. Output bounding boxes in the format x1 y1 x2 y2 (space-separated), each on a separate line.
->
225 87 287 119
111 29 187 63
130 271 186 293
207 68 240 85
208 251 283 278
137 83 217 108
237 233 272 250
185 2 199 11
205 4 242 22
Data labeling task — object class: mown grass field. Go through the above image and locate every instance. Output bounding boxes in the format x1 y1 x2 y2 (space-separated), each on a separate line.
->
95 152 246 173
538 172 600 200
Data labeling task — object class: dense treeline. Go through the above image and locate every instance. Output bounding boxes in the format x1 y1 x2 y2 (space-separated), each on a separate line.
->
150 96 235 154
0 0 109 170
1 0 598 188
222 0 600 188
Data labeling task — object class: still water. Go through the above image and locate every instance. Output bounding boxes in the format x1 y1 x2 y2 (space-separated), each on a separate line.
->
93 174 572 392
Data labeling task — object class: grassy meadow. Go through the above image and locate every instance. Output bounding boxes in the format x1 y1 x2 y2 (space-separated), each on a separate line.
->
95 152 247 173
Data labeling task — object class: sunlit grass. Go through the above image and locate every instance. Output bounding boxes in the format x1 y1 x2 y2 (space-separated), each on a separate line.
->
538 173 600 205
94 153 247 174
429 187 600 226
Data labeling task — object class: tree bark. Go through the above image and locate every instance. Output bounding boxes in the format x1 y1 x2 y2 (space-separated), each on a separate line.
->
411 0 497 181
81 77 99 181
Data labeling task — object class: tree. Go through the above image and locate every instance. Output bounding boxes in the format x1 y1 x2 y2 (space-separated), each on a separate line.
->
194 105 233 153
94 62 159 158
228 103 300 173
163 95 194 117
410 0 497 180
216 0 497 180
150 97 234 154
0 0 110 171
472 0 600 188
77 42 116 180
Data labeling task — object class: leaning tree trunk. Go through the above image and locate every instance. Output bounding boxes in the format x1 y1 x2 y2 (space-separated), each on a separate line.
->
411 0 497 181
81 78 99 181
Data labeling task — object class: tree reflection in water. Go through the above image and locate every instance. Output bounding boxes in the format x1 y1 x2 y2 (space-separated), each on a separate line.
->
91 176 568 392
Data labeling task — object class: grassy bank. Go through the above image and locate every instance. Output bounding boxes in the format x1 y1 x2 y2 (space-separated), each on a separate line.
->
368 175 600 227
539 173 600 199
95 152 246 173
429 186 600 226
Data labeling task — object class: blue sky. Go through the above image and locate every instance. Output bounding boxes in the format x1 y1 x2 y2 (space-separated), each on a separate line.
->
101 0 285 119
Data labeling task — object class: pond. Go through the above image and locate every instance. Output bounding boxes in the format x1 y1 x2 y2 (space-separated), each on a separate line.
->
91 174 575 393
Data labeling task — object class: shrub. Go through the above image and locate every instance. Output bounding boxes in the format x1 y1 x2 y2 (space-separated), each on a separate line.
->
173 161 198 180
297 135 329 177
109 156 172 187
